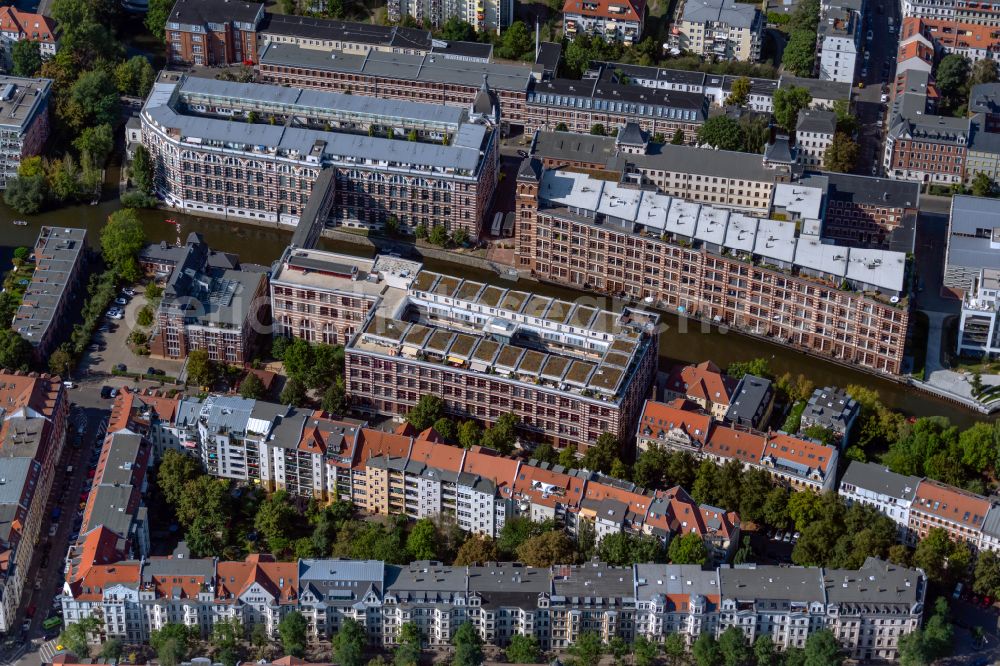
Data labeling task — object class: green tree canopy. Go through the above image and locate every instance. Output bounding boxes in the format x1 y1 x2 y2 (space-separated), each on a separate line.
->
506 634 542 663
66 69 119 131
239 372 267 399
726 76 752 107
515 530 577 566
0 329 32 371
254 490 298 555
453 535 499 565
11 40 41 77
824 132 859 173
406 518 439 560
568 631 603 666
406 394 444 430
150 623 194 666
668 531 709 565
496 20 533 60
278 611 308 657
782 30 817 77
394 622 423 666
452 622 483 666
114 55 156 97
440 16 476 41
774 86 813 131
333 618 367 666
697 115 745 151
101 208 146 282
186 349 216 389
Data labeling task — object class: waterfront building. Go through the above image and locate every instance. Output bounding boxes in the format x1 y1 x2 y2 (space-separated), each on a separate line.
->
0 75 49 190
0 7 58 71
0 373 67 633
563 0 645 45
345 269 660 451
799 386 859 446
957 268 1000 355
820 173 919 251
517 162 910 375
661 361 737 421
669 0 763 61
14 227 86 361
944 194 1000 298
724 374 774 430
141 73 499 238
164 0 264 66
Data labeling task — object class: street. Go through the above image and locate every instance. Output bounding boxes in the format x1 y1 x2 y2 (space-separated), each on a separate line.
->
853 0 900 176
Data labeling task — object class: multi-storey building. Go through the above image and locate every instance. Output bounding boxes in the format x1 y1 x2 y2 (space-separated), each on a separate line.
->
563 0 645 45
820 172 920 250
0 7 58 71
0 75 49 190
257 14 493 61
907 479 993 548
270 248 421 347
346 269 660 451
724 374 773 430
63 554 927 661
661 360 737 421
944 194 1000 298
957 267 1000 355
777 75 852 110
14 227 86 361
518 164 910 375
142 73 499 238
0 373 67 633
164 0 264 66
139 233 238 278
839 461 921 540
148 233 269 365
670 0 763 61
388 0 512 34
796 109 837 168
600 62 777 112
817 8 859 83
798 386 859 446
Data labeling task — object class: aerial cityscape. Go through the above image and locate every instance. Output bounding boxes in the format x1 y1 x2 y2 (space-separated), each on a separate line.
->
0 0 998 663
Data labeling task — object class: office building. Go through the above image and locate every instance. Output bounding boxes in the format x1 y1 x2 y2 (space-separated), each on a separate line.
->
142 73 499 238
164 0 264 66
0 373 67 633
563 0 645 44
0 75 49 189
796 109 837 168
0 7 58 71
670 0 763 61
14 227 86 360
944 195 1000 297
518 163 910 375
270 248 422 347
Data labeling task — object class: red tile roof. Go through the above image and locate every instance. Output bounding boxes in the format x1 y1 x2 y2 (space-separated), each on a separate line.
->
703 425 766 464
0 7 57 44
562 0 645 22
912 479 991 529
762 433 835 474
638 399 712 445
664 361 737 407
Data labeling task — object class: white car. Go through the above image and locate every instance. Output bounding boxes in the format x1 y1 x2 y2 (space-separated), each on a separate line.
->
866 29 873 41
881 93 889 103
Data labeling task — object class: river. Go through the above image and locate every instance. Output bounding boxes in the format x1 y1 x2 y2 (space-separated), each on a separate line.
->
0 198 987 428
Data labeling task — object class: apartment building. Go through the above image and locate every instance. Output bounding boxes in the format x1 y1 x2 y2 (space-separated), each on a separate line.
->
907 479 993 547
600 62 777 112
164 0 264 66
957 268 1000 355
796 109 837 168
143 73 499 238
777 75 852 110
148 233 269 366
346 268 660 451
670 0 763 61
257 14 493 61
0 373 67 633
724 374 774 430
139 234 238 278
821 173 919 250
0 7 58 71
661 361 737 421
637 399 838 492
839 461 921 539
817 8 860 83
63 554 926 661
518 164 910 375
270 249 422 347
388 0 512 33
799 386 859 446
14 227 86 361
0 75 49 190
563 0 645 45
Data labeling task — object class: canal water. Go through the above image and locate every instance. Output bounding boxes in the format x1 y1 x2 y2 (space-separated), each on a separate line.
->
0 199 986 428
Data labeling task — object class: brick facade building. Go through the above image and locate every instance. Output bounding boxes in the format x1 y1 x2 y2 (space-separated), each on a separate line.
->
165 0 263 66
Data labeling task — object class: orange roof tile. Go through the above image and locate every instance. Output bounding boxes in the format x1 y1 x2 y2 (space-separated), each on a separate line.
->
562 0 645 22
664 361 737 406
0 7 58 44
703 425 765 464
763 433 835 474
912 479 991 529
638 399 712 444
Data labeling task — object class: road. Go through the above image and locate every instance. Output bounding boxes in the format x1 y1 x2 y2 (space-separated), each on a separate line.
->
853 0 900 176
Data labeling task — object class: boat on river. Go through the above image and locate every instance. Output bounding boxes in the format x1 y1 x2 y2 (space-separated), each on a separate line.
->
12 220 27 226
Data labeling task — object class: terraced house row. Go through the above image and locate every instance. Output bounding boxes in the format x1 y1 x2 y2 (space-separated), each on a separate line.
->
62 543 926 664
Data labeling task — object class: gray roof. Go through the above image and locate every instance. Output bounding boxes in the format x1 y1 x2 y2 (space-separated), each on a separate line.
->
822 172 919 209
725 374 772 425
99 431 146 487
143 551 215 580
536 42 562 72
0 456 34 506
801 386 859 434
720 565 823 602
0 76 51 132
823 557 923 606
467 563 551 607
983 504 1000 540
552 562 635 601
15 227 87 351
530 77 707 116
385 562 468 602
634 564 720 605
969 82 1000 116
778 74 852 102
168 0 263 25
259 42 534 93
796 108 837 135
840 461 920 501
682 0 759 27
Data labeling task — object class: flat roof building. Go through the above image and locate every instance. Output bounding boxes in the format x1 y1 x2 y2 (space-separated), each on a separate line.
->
0 75 51 189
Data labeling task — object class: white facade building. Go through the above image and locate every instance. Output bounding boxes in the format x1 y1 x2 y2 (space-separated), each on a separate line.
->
838 461 920 539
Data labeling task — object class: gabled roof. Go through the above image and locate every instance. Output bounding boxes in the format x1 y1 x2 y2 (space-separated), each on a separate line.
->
0 7 58 44
637 399 712 444
664 361 738 406
562 0 645 22
912 478 991 529
763 433 835 474
703 425 766 464
216 554 298 604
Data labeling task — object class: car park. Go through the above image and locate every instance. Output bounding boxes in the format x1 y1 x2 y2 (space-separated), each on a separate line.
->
100 386 113 399
115 297 128 306
121 288 135 297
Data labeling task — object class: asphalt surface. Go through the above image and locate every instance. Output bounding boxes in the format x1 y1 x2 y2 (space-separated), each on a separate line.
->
853 0 900 176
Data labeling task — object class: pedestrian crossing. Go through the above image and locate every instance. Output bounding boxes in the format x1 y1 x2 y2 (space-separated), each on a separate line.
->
37 639 58 664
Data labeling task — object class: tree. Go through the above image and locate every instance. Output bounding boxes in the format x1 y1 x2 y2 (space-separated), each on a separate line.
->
598 532 665 566
238 372 267 399
633 635 658 666
0 329 31 371
146 0 173 40
406 394 444 430
581 432 619 474
782 30 817 77
719 626 751 666
150 624 193 666
49 346 74 377
568 631 603 666
555 122 569 132
972 171 995 198
394 622 423 666
697 116 745 151
74 123 114 170
739 113 770 154
515 530 576 566
726 357 770 380
496 20 532 60
480 412 519 455
65 69 119 131
664 633 687 665
186 349 216 388
11 40 41 77
788 0 819 30
333 618 367 666
774 86 813 132
452 228 469 246
102 208 146 282
753 635 775 666
726 76 752 107
4 173 47 214
280 377 307 406
212 618 243 666
823 132 859 173
913 527 956 582
441 16 476 41
114 55 156 97
693 632 721 666
591 123 606 136
453 535 498 565
937 54 971 111
506 634 542 664
156 450 203 507
429 225 449 246
59 616 102 658
278 611 308 657
803 629 842 666
322 376 347 415
559 443 578 468
255 490 297 555
457 420 481 449
415 223 428 239
406 518 439 560
498 517 549 557
100 639 124 661
668 531 709 565
671 128 685 144
452 622 483 666
972 58 999 86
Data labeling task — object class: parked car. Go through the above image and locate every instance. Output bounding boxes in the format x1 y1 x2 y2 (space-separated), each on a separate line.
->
121 288 135 297
866 29 873 40
881 93 889 103
100 386 113 399
861 66 868 78
115 297 128 306
146 367 165 376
